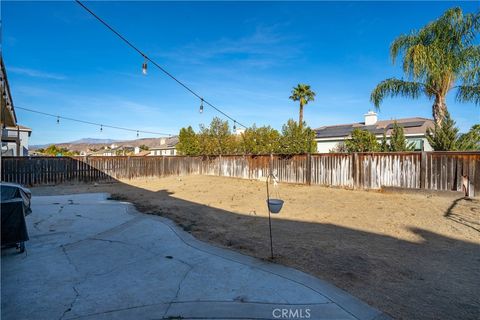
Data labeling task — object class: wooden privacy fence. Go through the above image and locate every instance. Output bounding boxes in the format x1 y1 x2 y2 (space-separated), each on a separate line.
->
1 152 479 197
0 156 203 186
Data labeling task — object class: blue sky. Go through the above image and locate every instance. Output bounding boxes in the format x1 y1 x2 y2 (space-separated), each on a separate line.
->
3 1 480 145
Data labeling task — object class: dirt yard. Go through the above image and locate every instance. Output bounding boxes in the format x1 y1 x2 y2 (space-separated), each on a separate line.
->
31 175 480 320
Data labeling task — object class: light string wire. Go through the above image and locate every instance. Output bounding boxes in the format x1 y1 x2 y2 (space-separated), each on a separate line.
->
15 106 172 136
75 0 248 129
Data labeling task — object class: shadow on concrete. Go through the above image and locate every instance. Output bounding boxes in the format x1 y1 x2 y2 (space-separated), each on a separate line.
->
5 159 480 320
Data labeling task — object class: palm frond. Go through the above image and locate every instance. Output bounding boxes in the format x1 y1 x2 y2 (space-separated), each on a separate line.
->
289 84 316 103
403 43 432 79
461 66 480 84
390 33 420 64
458 46 480 76
456 85 480 105
370 78 424 108
378 7 480 114
438 7 480 46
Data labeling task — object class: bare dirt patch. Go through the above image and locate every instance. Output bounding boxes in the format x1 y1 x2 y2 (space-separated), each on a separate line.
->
32 175 480 320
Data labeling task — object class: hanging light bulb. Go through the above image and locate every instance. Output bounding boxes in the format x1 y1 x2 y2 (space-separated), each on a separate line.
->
136 130 139 138
142 57 147 75
233 121 237 131
57 116 60 124
199 98 204 113
100 125 103 132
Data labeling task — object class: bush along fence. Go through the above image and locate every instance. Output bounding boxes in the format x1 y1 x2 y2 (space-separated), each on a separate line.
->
1 152 479 197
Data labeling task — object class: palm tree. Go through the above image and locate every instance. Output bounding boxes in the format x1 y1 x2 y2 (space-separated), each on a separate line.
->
371 8 480 126
289 84 316 128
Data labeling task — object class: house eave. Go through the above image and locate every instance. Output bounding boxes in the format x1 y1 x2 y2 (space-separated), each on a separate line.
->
0 57 17 127
315 133 427 142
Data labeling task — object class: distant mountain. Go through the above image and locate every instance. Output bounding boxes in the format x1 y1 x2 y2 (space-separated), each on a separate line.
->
68 138 119 144
31 138 118 150
30 137 175 153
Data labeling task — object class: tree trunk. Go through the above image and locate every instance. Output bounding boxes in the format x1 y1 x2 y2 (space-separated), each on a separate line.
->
432 95 447 126
299 100 304 128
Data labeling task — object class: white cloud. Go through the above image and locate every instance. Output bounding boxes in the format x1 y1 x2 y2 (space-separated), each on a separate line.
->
154 25 303 69
9 67 67 80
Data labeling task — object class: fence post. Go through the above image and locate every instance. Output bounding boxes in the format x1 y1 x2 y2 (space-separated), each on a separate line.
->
83 155 88 182
16 126 20 156
306 153 312 185
468 157 475 197
127 156 131 179
420 152 426 190
269 153 273 177
218 155 222 177
162 156 165 177
352 153 358 189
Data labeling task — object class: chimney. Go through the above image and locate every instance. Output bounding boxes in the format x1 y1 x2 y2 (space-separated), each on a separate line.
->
364 110 378 126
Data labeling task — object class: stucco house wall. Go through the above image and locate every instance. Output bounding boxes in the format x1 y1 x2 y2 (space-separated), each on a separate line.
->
317 135 433 153
1 126 32 156
314 112 434 153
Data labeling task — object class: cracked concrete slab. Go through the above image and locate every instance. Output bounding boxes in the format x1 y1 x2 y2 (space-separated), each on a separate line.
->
1 193 388 320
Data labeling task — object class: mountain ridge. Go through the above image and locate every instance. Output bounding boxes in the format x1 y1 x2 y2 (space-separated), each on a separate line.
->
30 136 175 152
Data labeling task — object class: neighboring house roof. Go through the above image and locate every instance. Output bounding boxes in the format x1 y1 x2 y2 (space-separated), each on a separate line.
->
5 125 32 131
150 136 179 150
315 117 434 139
2 124 32 141
133 150 150 156
90 149 113 156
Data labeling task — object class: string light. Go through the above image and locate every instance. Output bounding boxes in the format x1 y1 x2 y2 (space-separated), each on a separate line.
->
142 57 147 75
75 0 247 129
16 106 172 137
233 121 236 131
199 98 204 113
136 130 139 138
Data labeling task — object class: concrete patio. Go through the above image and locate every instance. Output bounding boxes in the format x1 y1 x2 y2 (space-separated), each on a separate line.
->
1 193 388 320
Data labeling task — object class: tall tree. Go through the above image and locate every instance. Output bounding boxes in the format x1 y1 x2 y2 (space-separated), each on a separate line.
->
38 145 79 156
240 125 281 155
427 112 480 150
138 144 149 151
426 112 460 151
458 124 480 150
289 84 316 128
380 133 389 152
389 122 415 151
177 126 200 156
280 120 317 154
207 117 237 155
345 129 380 153
371 8 480 125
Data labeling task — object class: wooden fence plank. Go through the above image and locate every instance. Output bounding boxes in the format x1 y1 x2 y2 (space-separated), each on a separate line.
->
1 152 478 196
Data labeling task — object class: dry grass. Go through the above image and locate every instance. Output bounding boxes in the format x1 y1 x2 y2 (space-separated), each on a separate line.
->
32 175 480 320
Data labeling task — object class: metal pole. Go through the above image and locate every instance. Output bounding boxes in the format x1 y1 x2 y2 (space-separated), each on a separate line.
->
266 174 274 259
16 125 20 156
